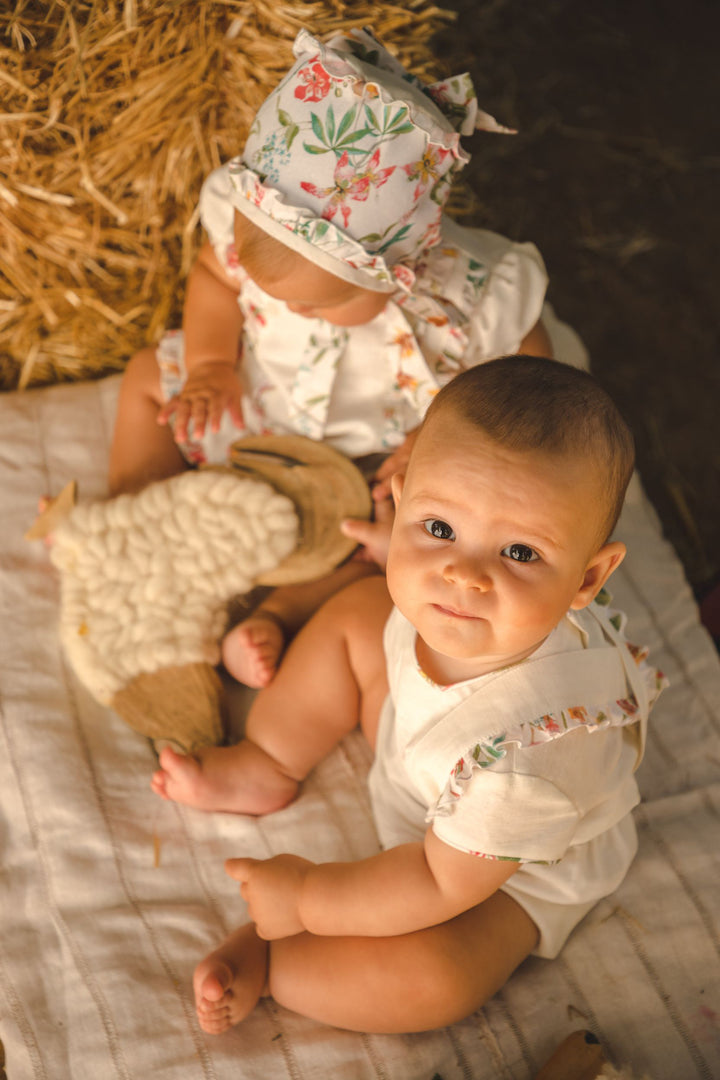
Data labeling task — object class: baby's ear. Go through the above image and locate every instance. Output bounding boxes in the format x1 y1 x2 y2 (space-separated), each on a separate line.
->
570 541 626 609
390 472 404 508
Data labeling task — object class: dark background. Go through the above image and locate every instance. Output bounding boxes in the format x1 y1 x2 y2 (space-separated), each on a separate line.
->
434 0 719 614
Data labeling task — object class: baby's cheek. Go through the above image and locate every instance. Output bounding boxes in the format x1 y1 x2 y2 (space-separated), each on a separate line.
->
384 551 401 599
332 294 389 326
533 584 576 630
505 579 554 624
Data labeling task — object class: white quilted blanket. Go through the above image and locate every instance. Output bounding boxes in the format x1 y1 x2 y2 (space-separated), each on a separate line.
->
1 375 718 1080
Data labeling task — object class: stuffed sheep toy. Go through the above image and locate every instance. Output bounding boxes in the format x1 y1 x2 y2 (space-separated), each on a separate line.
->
28 435 371 752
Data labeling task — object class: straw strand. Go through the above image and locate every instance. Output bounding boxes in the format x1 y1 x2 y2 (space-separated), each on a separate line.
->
1 0 454 390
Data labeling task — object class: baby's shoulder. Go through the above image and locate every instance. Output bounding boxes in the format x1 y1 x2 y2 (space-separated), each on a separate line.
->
440 216 527 264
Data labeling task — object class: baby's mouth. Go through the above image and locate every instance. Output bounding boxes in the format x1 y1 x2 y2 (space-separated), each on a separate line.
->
432 603 482 621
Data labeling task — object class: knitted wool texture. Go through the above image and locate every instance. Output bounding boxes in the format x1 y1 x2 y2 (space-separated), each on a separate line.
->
50 470 298 704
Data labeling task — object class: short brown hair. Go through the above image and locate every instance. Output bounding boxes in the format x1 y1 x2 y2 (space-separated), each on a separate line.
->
233 211 304 284
427 355 635 541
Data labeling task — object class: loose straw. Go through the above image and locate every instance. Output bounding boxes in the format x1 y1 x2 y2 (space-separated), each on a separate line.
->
0 0 454 391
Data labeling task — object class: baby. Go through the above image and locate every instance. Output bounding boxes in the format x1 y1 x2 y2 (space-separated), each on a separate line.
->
109 27 553 688
152 355 666 1035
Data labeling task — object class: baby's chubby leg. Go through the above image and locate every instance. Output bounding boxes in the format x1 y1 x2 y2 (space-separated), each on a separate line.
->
109 346 188 496
152 577 392 813
195 889 538 1034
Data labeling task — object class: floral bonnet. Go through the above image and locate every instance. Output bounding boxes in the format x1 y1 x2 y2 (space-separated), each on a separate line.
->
227 27 513 295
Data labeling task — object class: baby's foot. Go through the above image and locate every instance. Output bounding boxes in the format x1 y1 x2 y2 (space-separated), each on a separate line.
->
194 924 269 1034
151 745 248 812
221 611 286 689
151 743 298 815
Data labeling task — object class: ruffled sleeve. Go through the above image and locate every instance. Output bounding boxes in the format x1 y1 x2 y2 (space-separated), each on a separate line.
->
435 217 548 361
427 603 668 863
198 165 248 285
433 768 578 863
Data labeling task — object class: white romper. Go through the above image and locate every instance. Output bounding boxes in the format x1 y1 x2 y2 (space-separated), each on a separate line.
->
368 601 666 957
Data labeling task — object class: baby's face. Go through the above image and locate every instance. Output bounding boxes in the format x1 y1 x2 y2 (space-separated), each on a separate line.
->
254 262 389 326
386 410 616 684
234 213 389 326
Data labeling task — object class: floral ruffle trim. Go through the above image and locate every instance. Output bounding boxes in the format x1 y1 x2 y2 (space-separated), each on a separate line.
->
434 641 668 818
228 160 421 294
227 163 496 324
467 851 554 865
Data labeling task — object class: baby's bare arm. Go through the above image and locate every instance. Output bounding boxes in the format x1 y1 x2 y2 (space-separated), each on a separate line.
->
183 241 244 368
519 317 553 358
158 242 245 441
229 829 518 941
300 829 518 937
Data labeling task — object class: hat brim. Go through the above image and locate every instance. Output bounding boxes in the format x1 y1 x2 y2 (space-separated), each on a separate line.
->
227 434 372 586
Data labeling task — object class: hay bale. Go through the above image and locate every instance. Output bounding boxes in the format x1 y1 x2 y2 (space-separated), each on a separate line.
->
0 0 454 391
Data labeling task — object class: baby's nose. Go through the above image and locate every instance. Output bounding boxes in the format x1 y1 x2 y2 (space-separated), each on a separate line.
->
443 556 492 591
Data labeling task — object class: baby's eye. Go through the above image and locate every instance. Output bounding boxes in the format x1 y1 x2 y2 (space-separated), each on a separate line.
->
502 543 538 563
423 519 455 541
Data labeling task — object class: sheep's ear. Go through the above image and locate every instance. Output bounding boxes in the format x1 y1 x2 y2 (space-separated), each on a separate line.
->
25 480 77 541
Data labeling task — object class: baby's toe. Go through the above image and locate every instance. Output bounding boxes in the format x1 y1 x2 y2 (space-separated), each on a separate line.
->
150 771 169 798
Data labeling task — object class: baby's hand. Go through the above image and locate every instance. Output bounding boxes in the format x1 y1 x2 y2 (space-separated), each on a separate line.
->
226 854 312 940
157 360 244 444
341 495 394 569
371 428 419 503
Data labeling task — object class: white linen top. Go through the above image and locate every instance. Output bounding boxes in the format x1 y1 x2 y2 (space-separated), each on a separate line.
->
368 601 662 864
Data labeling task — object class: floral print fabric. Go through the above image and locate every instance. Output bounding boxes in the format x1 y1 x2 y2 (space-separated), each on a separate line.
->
158 208 548 462
228 27 515 294
430 602 668 853
369 600 666 865
153 221 546 462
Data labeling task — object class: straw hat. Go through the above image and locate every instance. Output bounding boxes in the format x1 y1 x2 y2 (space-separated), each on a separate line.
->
228 433 372 585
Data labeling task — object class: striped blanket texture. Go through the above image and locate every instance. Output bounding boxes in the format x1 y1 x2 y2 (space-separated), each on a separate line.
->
0 375 718 1080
